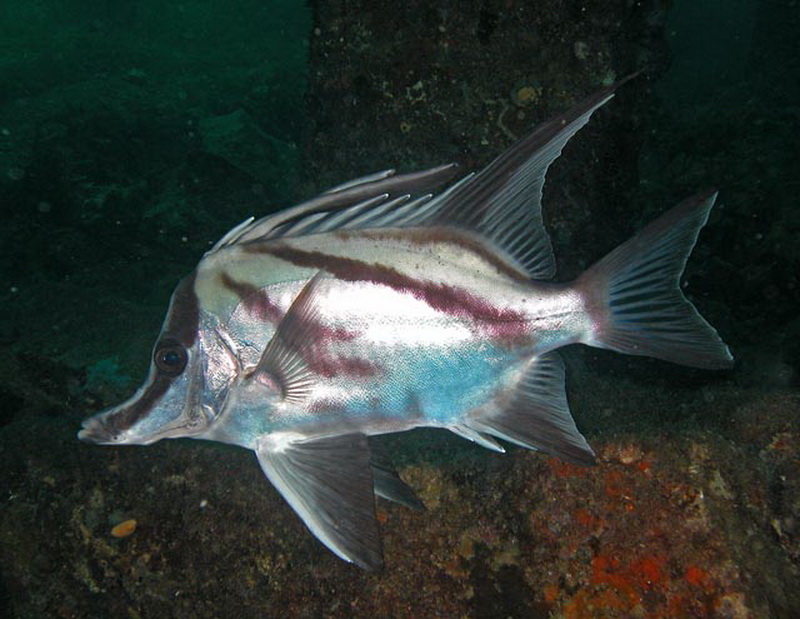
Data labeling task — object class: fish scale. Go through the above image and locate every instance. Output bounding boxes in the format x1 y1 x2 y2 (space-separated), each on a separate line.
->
79 79 733 570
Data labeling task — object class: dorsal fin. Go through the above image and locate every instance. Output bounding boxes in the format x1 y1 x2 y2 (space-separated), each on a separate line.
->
208 164 459 253
211 81 630 280
421 85 619 279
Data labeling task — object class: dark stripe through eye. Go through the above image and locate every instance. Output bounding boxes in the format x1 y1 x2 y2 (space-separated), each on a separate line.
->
154 339 188 376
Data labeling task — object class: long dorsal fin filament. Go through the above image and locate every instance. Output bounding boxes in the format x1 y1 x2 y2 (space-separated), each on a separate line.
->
210 81 630 282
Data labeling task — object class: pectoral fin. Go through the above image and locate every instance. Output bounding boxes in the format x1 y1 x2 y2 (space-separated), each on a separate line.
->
255 432 383 570
247 273 328 403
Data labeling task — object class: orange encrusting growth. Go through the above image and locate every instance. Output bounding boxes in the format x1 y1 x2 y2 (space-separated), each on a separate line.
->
529 442 752 618
685 565 710 587
110 519 137 538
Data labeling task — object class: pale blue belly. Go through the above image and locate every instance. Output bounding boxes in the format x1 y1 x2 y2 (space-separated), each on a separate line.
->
299 342 524 431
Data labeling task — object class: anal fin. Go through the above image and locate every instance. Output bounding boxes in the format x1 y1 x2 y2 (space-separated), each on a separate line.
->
466 352 596 466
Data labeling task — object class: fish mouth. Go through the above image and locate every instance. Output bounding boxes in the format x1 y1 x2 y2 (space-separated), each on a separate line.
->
78 416 120 445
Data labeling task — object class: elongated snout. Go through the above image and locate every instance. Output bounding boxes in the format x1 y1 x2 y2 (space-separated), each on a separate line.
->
78 414 121 444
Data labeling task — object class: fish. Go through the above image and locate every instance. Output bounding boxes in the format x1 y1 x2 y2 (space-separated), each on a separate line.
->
78 80 733 570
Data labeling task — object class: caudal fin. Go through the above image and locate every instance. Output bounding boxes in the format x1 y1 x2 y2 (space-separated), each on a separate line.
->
577 192 734 369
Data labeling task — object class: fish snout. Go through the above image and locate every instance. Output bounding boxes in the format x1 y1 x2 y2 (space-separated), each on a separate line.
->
78 416 121 445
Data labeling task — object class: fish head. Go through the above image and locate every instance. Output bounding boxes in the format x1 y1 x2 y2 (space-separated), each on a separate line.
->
79 273 230 446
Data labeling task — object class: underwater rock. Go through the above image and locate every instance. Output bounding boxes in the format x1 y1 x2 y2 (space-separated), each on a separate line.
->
199 109 298 190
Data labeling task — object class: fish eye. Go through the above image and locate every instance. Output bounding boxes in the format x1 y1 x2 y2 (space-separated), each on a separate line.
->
154 339 188 376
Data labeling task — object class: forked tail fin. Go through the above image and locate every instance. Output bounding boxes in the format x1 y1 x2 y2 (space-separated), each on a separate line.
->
577 191 734 369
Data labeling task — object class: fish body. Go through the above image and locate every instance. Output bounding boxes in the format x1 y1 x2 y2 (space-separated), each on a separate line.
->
79 82 733 569
195 225 582 449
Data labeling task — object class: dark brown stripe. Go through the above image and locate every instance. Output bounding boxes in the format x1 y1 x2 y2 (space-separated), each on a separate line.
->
107 271 201 434
333 227 531 284
309 354 382 379
104 375 173 435
263 243 526 327
164 271 200 347
219 272 284 323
